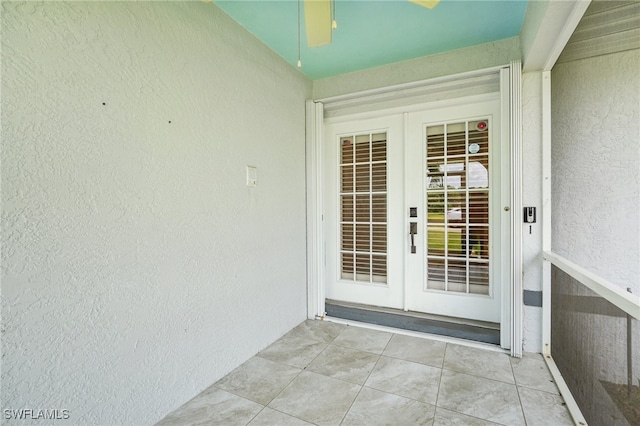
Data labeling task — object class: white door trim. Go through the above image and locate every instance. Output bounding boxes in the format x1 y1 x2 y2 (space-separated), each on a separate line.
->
306 64 524 354
402 112 409 311
507 60 523 357
306 100 325 319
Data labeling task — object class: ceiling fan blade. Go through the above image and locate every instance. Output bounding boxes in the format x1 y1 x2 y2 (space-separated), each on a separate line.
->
304 0 332 47
408 0 440 9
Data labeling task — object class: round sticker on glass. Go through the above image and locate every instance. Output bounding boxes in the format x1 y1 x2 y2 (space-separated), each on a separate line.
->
469 143 480 154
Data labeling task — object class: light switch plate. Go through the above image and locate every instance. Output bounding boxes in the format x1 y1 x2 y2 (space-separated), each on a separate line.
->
246 166 257 187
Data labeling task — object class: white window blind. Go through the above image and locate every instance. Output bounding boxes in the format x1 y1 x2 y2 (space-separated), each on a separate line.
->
426 121 490 295
339 132 387 283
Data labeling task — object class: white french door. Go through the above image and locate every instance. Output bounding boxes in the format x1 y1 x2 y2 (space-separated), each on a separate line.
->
405 100 504 322
324 114 405 309
324 97 507 323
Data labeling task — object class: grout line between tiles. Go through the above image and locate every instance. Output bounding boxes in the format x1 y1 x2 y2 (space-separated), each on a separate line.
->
433 348 445 410
337 381 364 426
508 351 528 426
433 406 508 426
514 383 528 426
440 365 518 386
244 405 266 426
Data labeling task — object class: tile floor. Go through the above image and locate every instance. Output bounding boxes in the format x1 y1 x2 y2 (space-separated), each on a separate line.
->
156 320 573 426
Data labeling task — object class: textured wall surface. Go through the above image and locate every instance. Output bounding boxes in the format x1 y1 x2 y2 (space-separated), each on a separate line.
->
312 37 520 99
551 49 640 294
1 2 311 424
521 71 544 352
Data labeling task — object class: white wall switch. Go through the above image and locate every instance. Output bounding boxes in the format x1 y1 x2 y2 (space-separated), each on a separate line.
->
246 166 257 187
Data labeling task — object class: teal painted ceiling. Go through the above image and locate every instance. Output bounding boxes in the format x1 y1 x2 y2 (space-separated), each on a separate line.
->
216 0 528 80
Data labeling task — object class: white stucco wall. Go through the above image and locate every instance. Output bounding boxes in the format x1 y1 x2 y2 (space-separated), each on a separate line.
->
551 49 640 293
1 2 311 425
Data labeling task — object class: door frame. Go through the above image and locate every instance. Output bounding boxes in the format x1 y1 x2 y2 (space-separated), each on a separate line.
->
306 62 523 356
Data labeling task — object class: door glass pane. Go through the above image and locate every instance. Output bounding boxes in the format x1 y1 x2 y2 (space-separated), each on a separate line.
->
469 261 490 295
425 120 490 295
355 194 370 222
427 258 446 291
371 194 387 223
371 163 386 192
341 165 353 192
341 223 354 251
372 224 387 253
341 195 354 222
446 122 466 156
355 134 370 162
355 224 370 252
371 255 387 283
469 225 489 260
341 137 354 163
355 164 370 192
447 259 467 293
340 132 387 283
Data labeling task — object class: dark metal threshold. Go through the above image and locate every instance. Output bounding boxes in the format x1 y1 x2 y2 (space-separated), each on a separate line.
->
325 300 500 345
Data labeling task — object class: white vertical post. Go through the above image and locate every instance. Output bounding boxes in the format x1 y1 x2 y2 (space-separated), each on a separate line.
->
510 60 523 358
541 71 552 355
499 68 512 350
306 100 325 319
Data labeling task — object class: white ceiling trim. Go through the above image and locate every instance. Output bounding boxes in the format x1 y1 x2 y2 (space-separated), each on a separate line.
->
318 65 505 116
521 0 592 71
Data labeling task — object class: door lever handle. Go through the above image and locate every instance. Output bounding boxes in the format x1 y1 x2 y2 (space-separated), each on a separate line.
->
409 222 417 254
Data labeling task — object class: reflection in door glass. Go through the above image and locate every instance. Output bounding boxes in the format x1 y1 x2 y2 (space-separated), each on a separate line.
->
426 120 490 295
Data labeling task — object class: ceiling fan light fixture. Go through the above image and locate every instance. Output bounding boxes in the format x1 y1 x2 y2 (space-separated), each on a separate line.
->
408 0 440 10
304 0 332 47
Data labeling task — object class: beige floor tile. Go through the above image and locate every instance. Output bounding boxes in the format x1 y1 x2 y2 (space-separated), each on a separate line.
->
510 353 559 394
365 356 441 404
286 320 347 343
332 326 393 354
443 344 515 384
437 369 525 426
155 386 262 426
307 344 379 385
247 407 314 425
342 387 436 426
268 371 361 426
518 386 573 426
258 334 326 368
158 324 572 426
383 334 446 367
433 407 501 425
215 356 301 405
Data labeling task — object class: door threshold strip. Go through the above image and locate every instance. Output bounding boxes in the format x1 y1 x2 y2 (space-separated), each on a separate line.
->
325 301 500 345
